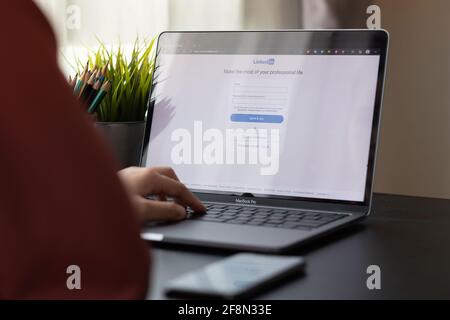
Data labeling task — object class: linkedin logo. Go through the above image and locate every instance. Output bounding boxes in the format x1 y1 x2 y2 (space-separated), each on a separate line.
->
253 58 275 65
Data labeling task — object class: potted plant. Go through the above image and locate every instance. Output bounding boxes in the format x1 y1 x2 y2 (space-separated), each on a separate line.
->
76 39 156 168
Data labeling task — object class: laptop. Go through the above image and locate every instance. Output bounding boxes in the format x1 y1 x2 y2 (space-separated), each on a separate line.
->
140 30 389 253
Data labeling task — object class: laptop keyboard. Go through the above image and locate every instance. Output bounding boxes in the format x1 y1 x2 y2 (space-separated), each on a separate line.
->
187 203 347 230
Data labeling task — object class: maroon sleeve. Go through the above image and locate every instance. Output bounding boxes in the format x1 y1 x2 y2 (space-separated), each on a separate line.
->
0 2 150 299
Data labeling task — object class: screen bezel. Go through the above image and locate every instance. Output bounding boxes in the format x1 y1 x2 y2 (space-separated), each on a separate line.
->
141 30 389 215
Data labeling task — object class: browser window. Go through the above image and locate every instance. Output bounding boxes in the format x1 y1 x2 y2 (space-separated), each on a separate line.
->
146 45 380 202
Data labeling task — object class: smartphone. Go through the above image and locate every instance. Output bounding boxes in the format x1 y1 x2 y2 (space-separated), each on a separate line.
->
164 253 306 299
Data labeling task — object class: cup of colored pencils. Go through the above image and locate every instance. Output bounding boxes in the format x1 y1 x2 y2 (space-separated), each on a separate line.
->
69 62 112 115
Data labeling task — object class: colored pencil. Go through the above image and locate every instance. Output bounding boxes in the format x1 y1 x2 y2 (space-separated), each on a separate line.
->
101 60 109 76
70 61 112 115
69 74 77 90
74 62 89 95
77 70 92 98
80 72 96 103
88 81 111 113
86 78 103 106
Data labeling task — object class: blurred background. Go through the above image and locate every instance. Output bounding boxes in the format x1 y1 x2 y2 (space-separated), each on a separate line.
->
34 0 450 200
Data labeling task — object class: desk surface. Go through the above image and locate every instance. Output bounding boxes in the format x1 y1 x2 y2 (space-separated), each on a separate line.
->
147 193 450 299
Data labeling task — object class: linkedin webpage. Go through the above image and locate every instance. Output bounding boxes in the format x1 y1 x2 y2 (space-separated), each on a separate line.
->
147 52 380 202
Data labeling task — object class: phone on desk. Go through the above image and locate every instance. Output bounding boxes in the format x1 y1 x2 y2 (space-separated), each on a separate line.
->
164 253 306 299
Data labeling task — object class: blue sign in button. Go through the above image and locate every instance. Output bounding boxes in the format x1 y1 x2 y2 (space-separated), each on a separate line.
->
230 114 284 124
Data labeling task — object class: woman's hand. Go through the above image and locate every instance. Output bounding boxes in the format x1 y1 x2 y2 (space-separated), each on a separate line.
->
118 166 206 223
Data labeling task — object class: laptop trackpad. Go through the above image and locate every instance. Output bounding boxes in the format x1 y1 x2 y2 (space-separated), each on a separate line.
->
141 220 310 252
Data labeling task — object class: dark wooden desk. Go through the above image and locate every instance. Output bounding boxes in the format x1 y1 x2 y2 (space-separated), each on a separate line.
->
147 193 450 299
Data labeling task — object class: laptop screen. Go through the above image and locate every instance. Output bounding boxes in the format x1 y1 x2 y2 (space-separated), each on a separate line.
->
143 31 386 203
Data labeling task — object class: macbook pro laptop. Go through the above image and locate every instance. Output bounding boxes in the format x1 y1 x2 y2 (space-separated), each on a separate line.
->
140 30 389 252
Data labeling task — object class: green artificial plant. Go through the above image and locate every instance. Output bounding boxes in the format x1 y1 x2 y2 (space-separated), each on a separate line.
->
77 38 156 122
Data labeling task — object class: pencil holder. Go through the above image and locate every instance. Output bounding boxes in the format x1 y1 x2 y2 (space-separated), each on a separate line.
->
95 121 146 168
